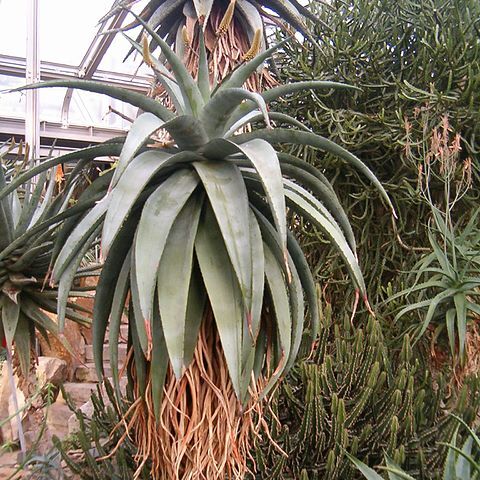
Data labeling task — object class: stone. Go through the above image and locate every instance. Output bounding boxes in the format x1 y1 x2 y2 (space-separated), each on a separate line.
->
85 344 127 363
46 400 75 440
60 382 98 406
0 451 21 479
36 356 68 387
37 314 86 380
68 400 95 435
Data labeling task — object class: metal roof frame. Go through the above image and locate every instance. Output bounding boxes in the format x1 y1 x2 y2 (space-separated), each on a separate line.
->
60 5 132 126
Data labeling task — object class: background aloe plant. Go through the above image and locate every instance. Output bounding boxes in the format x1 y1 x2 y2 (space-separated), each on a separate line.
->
0 141 101 377
386 114 479 362
388 207 480 362
103 0 319 89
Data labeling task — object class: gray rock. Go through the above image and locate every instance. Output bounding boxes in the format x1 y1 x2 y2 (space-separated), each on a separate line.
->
68 400 95 434
36 356 68 387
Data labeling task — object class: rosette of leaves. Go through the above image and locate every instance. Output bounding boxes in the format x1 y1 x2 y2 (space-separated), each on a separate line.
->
0 144 110 377
17 34 393 479
387 208 480 362
15 32 394 408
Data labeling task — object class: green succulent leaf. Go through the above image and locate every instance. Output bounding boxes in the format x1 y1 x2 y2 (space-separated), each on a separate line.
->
111 112 165 189
347 453 385 480
200 88 270 138
194 160 252 314
284 185 366 295
163 115 209 149
197 30 210 101
263 80 360 104
151 299 169 420
130 247 149 357
0 164 13 248
234 128 395 216
14 170 48 235
287 231 318 344
102 150 170 254
57 226 100 331
220 38 290 91
2 297 20 348
108 251 131 402
456 437 474 478
135 169 199 322
129 10 205 115
225 111 310 137
14 312 31 377
12 79 174 121
121 33 186 114
53 196 110 283
93 214 138 378
195 205 244 399
239 211 265 401
248 210 264 342
157 192 204 378
454 292 467 357
205 138 287 254
261 243 292 399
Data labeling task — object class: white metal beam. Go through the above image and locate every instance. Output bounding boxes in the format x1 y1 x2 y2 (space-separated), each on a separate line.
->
25 0 40 160
0 115 125 145
0 54 151 92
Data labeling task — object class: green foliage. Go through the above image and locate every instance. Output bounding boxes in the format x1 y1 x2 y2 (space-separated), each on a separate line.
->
14 39 392 406
388 208 480 361
254 302 480 479
350 415 480 480
280 0 480 158
271 0 480 305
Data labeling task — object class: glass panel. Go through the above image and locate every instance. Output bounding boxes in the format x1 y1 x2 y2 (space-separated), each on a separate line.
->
98 32 152 76
0 73 137 131
39 0 111 65
0 74 26 119
64 90 138 130
97 1 151 76
0 0 151 135
0 0 28 58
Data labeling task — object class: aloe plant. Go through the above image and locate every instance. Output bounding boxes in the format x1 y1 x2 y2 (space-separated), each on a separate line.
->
15 35 393 397
387 113 479 362
11 34 394 478
388 208 480 361
0 142 113 377
103 0 320 71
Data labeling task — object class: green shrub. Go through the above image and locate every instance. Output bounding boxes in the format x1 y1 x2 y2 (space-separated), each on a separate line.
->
272 0 480 305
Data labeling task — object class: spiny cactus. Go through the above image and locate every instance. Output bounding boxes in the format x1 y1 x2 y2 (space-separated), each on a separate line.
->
254 302 480 479
53 381 151 479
